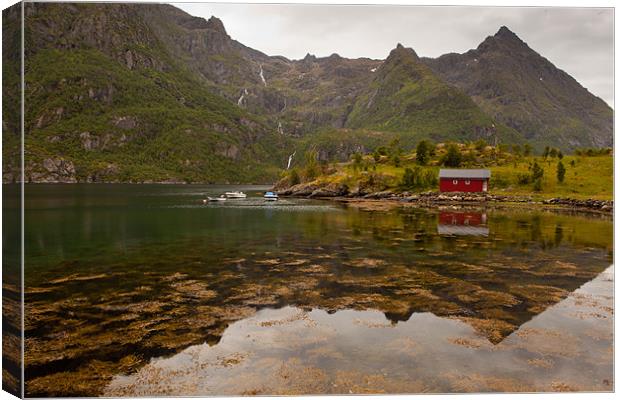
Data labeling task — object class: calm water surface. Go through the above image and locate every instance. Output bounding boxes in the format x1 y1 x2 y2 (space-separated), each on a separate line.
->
17 184 613 396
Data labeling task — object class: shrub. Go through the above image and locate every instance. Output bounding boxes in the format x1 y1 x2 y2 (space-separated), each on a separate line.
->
531 161 544 181
416 140 431 165
392 154 401 167
533 178 543 192
442 144 462 167
302 150 320 181
401 166 437 190
289 168 300 186
557 161 566 183
517 173 531 185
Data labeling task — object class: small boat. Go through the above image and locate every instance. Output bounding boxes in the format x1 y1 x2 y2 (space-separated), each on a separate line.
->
206 195 227 202
264 191 279 201
225 191 247 198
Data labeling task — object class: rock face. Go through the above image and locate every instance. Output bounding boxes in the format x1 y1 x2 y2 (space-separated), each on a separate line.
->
27 158 78 183
423 26 613 150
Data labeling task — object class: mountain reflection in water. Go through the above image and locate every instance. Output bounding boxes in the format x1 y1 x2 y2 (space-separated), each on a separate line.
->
106 265 614 395
18 185 613 396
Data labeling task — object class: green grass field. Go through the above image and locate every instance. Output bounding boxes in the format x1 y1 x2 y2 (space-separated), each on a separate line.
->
288 146 612 200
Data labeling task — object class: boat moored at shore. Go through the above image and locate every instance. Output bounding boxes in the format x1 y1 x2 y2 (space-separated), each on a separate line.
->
264 191 279 201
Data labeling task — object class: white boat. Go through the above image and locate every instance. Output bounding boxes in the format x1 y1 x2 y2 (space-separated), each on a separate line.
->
264 191 279 201
206 195 227 202
225 191 247 198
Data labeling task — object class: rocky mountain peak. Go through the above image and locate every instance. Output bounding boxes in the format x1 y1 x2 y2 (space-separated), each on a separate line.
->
386 43 419 63
205 16 227 35
475 26 528 55
495 26 519 40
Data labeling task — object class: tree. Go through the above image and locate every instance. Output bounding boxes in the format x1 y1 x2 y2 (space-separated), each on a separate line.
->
388 137 402 158
289 168 300 186
557 161 566 183
543 146 550 159
523 143 532 157
442 144 462 167
302 150 320 181
531 161 544 191
549 148 558 158
511 144 522 157
531 161 544 181
416 140 431 165
558 150 563 159
533 177 543 192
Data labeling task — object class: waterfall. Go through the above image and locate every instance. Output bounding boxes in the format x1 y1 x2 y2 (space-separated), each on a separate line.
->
237 89 248 106
287 151 296 170
259 64 267 86
277 121 284 135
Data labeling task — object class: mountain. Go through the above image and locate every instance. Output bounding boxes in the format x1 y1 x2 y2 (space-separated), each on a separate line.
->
2 4 613 183
346 44 522 145
423 26 613 150
15 2 293 183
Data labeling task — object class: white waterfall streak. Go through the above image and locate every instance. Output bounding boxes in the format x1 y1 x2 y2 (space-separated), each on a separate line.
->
259 64 267 86
237 89 248 106
287 151 296 170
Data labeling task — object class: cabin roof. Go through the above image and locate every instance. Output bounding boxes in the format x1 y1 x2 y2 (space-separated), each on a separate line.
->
439 169 491 179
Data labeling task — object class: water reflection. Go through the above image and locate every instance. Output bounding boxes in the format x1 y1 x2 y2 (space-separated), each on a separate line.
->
106 266 613 396
437 211 489 236
21 185 614 396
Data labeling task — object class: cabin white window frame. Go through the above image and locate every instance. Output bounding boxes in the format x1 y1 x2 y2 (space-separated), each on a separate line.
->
465 179 471 185
452 179 458 185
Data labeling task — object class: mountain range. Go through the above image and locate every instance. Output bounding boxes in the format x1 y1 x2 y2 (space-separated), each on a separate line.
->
2 3 613 183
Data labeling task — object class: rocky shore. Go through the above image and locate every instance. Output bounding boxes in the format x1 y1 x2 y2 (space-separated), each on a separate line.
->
276 182 613 213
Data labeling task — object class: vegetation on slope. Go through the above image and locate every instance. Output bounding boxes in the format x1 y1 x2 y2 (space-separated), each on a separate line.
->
346 45 522 145
279 140 612 200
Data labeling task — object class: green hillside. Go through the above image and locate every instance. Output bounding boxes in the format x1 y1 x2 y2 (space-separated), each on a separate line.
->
346 45 523 145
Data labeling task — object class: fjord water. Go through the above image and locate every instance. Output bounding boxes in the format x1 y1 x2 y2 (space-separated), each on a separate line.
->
21 185 613 396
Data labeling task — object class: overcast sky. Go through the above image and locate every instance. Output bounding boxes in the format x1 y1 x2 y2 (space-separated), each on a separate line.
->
176 4 614 107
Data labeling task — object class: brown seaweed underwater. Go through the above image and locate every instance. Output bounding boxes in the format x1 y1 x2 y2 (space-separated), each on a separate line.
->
8 185 613 396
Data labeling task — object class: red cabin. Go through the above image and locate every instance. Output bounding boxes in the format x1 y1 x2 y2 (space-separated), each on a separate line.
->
439 169 490 193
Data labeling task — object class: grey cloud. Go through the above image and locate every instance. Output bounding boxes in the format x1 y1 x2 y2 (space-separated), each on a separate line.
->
176 3 613 106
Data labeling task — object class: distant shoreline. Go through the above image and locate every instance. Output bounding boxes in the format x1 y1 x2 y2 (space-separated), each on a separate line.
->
277 191 613 215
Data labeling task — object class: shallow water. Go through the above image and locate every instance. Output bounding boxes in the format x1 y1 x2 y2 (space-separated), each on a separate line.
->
18 184 613 396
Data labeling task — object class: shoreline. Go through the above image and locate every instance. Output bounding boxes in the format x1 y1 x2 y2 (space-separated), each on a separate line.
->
278 191 613 215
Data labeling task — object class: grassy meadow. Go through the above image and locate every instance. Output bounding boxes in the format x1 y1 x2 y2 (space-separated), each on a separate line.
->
281 142 613 200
